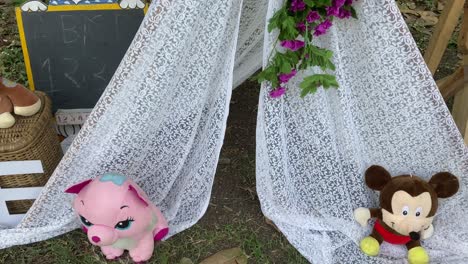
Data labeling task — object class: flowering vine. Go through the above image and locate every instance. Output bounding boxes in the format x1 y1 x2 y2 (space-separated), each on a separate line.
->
253 0 357 98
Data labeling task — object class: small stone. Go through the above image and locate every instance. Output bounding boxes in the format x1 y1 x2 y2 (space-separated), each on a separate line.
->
406 2 416 9
218 158 231 164
180 257 194 264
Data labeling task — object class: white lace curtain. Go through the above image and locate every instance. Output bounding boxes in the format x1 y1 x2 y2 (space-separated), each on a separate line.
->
1 0 467 263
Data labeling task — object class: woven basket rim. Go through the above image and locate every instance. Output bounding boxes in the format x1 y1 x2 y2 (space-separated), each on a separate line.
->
0 91 51 153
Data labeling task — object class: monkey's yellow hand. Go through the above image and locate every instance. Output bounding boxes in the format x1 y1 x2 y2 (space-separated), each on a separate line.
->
408 246 429 264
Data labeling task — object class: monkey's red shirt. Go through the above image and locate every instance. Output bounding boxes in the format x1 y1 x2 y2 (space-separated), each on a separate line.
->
374 219 411 244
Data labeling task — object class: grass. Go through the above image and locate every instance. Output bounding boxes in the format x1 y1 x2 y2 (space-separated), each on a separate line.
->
0 222 307 264
13 0 29 7
0 42 27 85
0 2 28 84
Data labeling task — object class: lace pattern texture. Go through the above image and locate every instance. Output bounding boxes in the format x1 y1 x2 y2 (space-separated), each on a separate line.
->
0 1 466 264
256 0 468 263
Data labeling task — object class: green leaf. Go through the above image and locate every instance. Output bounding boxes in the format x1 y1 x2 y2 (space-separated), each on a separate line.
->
303 0 315 7
251 65 277 83
273 51 299 74
297 61 308 70
324 60 336 71
321 74 339 89
284 50 300 65
314 0 332 7
279 62 292 74
299 74 339 97
299 80 318 97
282 16 296 30
279 16 299 40
350 6 358 19
267 8 286 32
268 21 277 32
306 45 336 71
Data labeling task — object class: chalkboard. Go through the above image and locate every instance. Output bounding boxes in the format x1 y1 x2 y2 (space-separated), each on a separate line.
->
16 4 147 111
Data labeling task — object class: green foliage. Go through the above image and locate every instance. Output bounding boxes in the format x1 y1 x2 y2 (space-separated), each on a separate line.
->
0 42 28 85
276 51 300 73
252 65 280 88
342 5 358 19
305 45 335 71
12 0 29 7
299 74 338 97
314 0 332 6
254 0 358 97
303 0 316 7
268 8 300 40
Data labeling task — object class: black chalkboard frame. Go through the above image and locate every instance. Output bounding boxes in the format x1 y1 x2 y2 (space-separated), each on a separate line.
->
15 3 148 92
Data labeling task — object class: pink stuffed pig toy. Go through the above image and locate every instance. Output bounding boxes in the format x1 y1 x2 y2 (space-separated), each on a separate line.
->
65 173 169 262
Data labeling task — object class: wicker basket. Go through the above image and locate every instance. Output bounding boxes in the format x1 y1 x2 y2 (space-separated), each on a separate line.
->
0 91 63 214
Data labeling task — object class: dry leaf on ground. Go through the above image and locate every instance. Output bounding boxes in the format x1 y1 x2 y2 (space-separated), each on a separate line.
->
199 247 248 264
400 9 439 26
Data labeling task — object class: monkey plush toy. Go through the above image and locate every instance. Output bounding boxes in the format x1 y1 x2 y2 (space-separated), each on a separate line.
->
354 165 459 264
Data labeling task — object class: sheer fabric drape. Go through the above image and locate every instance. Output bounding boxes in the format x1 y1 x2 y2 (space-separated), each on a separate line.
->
256 1 468 263
1 1 467 264
0 0 267 249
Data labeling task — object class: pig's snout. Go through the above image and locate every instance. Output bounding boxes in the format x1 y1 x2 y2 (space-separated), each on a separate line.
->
87 225 117 246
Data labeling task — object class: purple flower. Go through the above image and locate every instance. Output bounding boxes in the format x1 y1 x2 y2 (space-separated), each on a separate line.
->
333 0 346 8
279 69 297 83
270 87 286 98
345 0 353 4
337 8 351 19
314 19 332 36
280 40 305 51
290 0 306 12
327 0 348 17
297 21 306 32
326 6 340 17
306 11 320 23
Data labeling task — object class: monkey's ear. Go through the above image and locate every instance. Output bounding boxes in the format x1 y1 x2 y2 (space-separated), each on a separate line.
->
429 172 459 198
365 165 392 191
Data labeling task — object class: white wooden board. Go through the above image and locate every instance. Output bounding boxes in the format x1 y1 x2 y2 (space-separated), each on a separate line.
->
0 160 44 228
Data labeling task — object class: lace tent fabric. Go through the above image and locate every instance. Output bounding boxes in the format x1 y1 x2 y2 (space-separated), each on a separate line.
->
256 1 468 263
0 0 466 263
0 0 266 248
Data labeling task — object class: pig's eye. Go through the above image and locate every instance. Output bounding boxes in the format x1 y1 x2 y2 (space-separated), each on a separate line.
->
80 215 93 227
115 217 134 230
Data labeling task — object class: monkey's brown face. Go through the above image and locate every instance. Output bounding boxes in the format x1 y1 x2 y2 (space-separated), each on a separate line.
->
382 190 434 236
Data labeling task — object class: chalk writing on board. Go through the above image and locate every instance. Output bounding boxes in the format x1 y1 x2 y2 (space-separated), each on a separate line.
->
84 15 104 47
63 57 80 88
18 7 146 110
93 64 107 82
40 58 54 91
61 15 80 44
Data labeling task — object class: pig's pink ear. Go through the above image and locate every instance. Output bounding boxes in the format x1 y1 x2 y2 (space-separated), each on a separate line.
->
65 179 92 194
128 185 149 207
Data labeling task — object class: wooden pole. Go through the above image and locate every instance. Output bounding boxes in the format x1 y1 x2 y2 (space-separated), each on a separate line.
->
436 66 464 99
423 0 464 74
452 79 468 142
465 122 468 145
452 7 467 144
